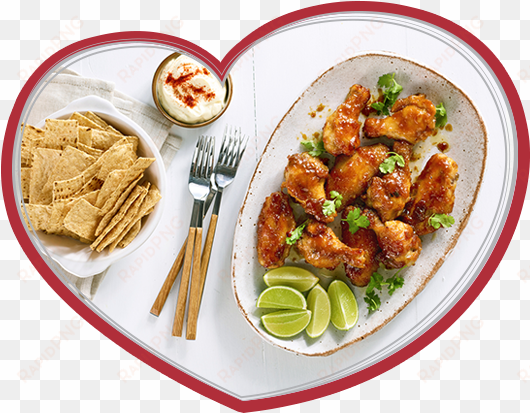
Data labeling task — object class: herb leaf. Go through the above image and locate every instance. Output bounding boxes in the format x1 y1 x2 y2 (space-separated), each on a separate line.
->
365 269 406 312
286 220 308 245
379 152 406 174
342 207 370 235
435 103 448 129
301 140 326 157
322 191 343 216
428 213 455 230
371 73 403 116
365 291 381 313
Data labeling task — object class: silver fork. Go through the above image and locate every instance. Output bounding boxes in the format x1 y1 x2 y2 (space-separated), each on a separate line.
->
185 125 249 339
172 135 214 338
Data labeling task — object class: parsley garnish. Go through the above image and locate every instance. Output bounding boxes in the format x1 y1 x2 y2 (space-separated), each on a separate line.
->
342 207 370 235
428 213 455 230
301 140 326 157
379 152 405 174
435 103 448 129
365 268 406 313
286 220 308 245
371 73 403 116
322 191 343 216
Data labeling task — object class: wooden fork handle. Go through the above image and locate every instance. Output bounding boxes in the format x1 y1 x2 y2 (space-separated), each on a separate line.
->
185 214 218 340
150 237 188 317
172 228 196 337
186 227 204 340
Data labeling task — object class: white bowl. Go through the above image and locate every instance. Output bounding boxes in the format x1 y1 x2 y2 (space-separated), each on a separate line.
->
32 96 166 277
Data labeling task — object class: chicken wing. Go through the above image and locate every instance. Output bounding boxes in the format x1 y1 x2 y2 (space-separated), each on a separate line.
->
326 143 389 209
364 141 413 222
365 209 422 269
257 191 296 269
282 152 335 223
401 153 458 235
323 84 371 156
363 94 436 144
341 206 381 287
296 219 367 270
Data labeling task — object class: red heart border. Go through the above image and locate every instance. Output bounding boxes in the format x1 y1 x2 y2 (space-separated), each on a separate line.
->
3 2 529 411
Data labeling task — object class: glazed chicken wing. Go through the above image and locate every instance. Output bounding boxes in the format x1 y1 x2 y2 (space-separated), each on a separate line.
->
364 141 413 222
257 192 296 269
282 152 335 223
326 143 389 209
296 219 367 271
401 153 458 236
363 94 436 144
323 84 371 156
365 209 422 269
341 206 381 287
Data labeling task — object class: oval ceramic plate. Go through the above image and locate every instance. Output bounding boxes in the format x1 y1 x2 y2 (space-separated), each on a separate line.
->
28 96 166 278
232 52 487 356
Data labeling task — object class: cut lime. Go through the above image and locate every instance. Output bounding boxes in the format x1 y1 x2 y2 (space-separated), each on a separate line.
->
328 280 358 331
261 310 312 338
263 267 319 292
305 284 331 338
256 285 307 310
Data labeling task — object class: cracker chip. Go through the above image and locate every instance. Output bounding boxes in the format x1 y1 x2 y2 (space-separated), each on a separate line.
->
99 157 155 216
96 169 126 208
40 146 96 204
95 143 135 181
106 124 123 136
98 184 149 252
91 184 146 250
63 199 102 241
22 204 52 232
110 185 161 249
29 148 62 205
118 221 142 249
77 142 103 158
90 129 126 151
21 167 31 200
85 111 108 129
77 126 92 146
69 112 104 130
21 124 45 167
43 119 79 150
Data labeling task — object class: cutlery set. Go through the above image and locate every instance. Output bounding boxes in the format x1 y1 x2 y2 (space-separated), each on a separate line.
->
150 126 248 339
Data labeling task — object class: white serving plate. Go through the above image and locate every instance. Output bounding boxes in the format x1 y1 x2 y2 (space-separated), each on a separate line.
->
30 95 166 277
231 52 486 356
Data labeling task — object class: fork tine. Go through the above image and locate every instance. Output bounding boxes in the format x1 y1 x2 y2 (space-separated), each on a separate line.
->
203 136 213 177
219 128 230 165
207 136 215 175
199 136 209 178
229 127 242 167
190 136 202 175
236 133 249 166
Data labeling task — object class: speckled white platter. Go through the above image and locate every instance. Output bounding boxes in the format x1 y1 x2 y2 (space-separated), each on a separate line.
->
232 52 487 357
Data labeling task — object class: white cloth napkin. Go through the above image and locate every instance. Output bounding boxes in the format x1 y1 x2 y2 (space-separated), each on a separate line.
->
27 68 181 300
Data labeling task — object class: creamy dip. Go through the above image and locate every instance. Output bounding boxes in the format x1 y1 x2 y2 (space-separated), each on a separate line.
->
157 55 226 124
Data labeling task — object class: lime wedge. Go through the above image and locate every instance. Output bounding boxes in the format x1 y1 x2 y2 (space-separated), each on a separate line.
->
263 267 319 292
305 284 331 338
328 280 358 331
256 286 307 310
261 310 312 338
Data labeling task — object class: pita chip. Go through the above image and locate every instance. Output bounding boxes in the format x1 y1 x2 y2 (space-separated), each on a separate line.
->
29 148 62 204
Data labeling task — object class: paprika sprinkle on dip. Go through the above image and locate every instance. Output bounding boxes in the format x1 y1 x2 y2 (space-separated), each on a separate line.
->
157 55 227 124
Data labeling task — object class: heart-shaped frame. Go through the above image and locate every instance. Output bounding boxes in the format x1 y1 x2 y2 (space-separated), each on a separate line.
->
3 2 529 411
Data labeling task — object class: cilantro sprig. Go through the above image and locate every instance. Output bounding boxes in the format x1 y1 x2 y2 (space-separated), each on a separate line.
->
322 191 343 216
379 152 405 174
301 139 326 157
286 220 308 245
342 207 370 235
428 213 455 230
364 268 406 313
371 73 403 116
435 103 448 129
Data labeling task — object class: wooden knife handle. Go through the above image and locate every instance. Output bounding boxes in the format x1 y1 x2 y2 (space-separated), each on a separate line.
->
172 228 196 337
150 237 188 317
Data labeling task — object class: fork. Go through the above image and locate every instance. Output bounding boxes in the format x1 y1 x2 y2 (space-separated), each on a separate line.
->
172 136 215 337
185 125 249 339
